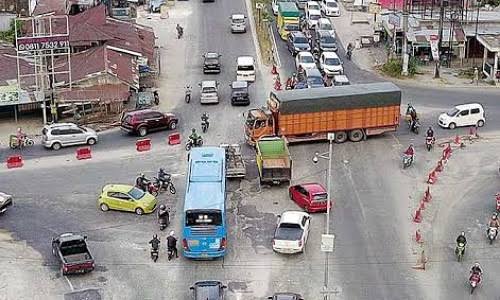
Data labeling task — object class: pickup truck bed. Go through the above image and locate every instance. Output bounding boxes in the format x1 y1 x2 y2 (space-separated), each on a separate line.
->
64 253 92 264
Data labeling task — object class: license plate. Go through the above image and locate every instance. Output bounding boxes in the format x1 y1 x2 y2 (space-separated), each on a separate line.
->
188 239 199 247
201 253 208 258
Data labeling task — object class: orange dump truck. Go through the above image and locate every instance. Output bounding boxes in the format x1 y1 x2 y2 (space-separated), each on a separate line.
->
244 82 401 145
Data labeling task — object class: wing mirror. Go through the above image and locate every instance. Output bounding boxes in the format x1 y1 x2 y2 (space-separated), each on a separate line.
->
189 286 194 290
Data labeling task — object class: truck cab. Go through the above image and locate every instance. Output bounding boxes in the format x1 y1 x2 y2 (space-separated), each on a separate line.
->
244 108 275 145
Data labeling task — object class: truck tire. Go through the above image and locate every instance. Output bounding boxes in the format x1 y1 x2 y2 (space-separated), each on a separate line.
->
348 129 364 142
334 131 348 143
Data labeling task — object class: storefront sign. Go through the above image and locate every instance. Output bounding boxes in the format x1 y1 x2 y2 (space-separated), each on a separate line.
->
429 35 439 61
17 35 70 52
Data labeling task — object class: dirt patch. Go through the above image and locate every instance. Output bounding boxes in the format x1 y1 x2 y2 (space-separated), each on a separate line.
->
250 0 273 65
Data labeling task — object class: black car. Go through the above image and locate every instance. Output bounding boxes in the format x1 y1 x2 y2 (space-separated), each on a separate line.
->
314 30 338 52
203 52 221 74
287 32 311 56
190 281 226 300
231 80 250 105
268 293 304 300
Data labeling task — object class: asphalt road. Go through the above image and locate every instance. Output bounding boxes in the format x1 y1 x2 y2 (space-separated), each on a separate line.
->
2 2 500 300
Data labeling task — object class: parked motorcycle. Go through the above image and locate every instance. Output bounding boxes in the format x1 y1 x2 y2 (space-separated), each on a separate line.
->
185 85 192 103
402 154 413 169
469 272 481 294
185 137 203 151
425 136 435 152
487 226 497 244
151 248 159 262
455 242 466 262
154 176 176 195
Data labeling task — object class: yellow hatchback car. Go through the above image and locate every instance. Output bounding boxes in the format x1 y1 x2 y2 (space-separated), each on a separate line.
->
98 184 157 215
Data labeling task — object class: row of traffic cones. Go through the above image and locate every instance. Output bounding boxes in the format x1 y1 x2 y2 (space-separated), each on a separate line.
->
413 186 432 224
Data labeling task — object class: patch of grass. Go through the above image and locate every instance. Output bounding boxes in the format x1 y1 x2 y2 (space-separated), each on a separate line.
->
251 0 273 65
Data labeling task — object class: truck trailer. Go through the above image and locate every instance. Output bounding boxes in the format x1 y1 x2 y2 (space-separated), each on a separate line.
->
244 82 401 145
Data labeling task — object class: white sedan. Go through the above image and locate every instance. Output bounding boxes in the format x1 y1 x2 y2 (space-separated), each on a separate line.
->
273 211 311 254
321 0 340 17
0 192 13 213
295 51 317 70
319 51 343 75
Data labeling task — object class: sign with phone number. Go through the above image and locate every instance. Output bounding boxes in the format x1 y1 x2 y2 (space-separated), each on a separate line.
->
17 36 70 52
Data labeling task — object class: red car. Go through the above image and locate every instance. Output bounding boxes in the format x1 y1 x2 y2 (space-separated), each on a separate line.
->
121 109 178 137
288 183 331 213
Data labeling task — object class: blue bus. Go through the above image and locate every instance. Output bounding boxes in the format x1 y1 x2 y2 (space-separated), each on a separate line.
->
182 147 227 259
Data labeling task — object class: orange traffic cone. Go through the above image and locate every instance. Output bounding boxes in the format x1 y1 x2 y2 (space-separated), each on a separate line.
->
435 159 444 172
271 64 277 75
415 229 423 243
423 186 432 203
427 170 438 184
413 209 423 223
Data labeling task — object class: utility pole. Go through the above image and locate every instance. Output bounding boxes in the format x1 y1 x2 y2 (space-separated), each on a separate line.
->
434 0 445 78
401 0 409 76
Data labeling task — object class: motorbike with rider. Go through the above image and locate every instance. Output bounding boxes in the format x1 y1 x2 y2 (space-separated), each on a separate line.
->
402 144 415 168
157 204 170 231
406 104 420 134
186 128 203 151
487 213 500 244
425 126 435 151
201 112 210 133
455 231 467 261
185 85 192 103
176 24 184 39
9 127 35 149
149 234 160 262
135 173 159 196
346 43 353 60
166 231 178 261
155 168 176 194
469 262 483 294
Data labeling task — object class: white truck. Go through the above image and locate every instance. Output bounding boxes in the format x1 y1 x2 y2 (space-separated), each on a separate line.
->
220 144 246 178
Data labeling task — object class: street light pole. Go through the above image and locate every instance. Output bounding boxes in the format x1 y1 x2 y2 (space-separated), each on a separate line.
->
314 133 335 300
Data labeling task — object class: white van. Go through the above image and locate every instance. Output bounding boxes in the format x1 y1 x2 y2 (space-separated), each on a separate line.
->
438 103 485 129
236 56 256 82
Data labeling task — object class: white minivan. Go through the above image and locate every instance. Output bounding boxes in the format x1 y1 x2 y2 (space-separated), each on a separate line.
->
236 56 256 82
438 103 485 129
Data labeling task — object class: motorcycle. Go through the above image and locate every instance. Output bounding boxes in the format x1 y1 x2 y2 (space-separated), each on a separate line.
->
151 248 159 262
469 272 481 294
185 85 192 103
135 176 159 196
167 247 175 261
346 49 352 60
201 119 209 133
157 208 170 231
455 242 466 262
9 135 35 150
409 119 421 134
425 137 435 152
487 226 497 244
154 176 176 194
185 136 203 151
402 154 413 169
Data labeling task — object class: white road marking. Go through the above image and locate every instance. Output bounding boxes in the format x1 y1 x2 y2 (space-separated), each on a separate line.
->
64 276 74 292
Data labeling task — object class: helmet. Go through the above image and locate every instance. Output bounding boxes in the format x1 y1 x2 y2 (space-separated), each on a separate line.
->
159 168 164 173
140 173 144 177
461 231 465 236
428 126 432 130
169 230 175 237
159 204 166 210
153 234 157 239
493 215 497 220
192 128 196 133
474 262 480 268
409 143 414 147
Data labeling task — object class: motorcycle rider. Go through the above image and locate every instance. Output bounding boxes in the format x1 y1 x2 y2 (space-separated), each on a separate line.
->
470 262 483 278
16 127 26 146
157 168 171 186
189 128 201 145
487 213 500 237
201 112 209 129
176 24 183 38
426 126 434 138
166 230 179 259
346 43 353 59
456 231 467 246
136 173 150 192
157 204 169 226
149 234 160 252
403 144 415 163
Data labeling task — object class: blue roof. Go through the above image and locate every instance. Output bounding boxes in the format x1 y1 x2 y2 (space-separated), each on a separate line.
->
184 147 226 212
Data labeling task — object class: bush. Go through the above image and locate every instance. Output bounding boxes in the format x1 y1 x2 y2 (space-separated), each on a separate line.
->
381 57 418 77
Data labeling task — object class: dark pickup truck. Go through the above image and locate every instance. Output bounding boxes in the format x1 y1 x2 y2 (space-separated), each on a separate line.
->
52 233 94 275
